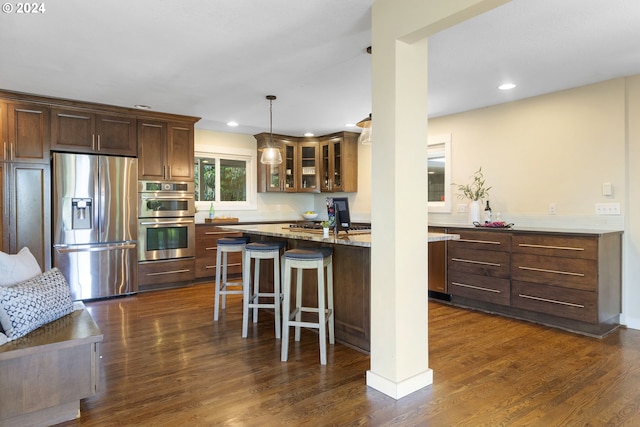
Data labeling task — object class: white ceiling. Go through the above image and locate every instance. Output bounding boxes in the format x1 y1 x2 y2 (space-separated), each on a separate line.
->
2 0 639 137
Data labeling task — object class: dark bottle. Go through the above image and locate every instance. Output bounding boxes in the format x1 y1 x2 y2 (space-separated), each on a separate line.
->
484 200 492 223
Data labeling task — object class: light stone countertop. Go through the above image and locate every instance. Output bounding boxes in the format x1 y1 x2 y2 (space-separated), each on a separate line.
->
216 223 459 248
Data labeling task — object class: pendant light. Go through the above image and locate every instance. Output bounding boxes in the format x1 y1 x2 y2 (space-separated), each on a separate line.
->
356 113 372 145
260 95 283 165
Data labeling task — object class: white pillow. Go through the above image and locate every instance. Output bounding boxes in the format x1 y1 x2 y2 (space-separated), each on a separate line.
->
0 247 43 287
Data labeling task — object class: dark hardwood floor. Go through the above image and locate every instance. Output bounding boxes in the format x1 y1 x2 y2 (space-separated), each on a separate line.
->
55 283 640 426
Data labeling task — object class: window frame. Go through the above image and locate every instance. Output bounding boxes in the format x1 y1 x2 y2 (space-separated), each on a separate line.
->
194 146 257 211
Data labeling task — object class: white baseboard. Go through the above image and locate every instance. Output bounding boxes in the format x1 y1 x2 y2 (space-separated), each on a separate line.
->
366 369 433 400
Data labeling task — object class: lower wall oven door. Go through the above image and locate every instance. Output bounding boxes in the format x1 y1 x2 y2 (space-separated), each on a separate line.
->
138 217 196 261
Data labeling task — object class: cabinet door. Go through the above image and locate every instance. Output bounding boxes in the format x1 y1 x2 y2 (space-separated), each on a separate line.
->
7 103 49 163
283 142 297 191
167 122 194 181
0 163 5 252
7 163 51 270
96 114 137 156
428 240 447 293
320 140 332 192
298 140 319 192
137 120 167 180
320 133 358 192
0 102 6 162
51 108 95 153
256 133 290 192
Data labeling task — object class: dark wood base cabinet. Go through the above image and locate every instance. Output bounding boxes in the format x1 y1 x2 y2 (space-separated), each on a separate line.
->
138 258 195 292
194 224 243 281
446 228 622 337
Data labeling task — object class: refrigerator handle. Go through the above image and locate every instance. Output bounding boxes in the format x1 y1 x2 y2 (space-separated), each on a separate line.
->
54 243 137 254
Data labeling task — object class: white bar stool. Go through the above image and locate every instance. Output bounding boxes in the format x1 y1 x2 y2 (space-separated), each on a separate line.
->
281 246 335 365
243 241 287 338
214 236 248 321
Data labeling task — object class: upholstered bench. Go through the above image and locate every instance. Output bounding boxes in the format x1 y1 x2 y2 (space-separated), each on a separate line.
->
0 259 103 426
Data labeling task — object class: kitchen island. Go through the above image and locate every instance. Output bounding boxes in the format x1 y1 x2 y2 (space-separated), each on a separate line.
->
218 223 458 353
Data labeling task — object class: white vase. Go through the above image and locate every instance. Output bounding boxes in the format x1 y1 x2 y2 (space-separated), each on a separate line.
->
469 200 480 224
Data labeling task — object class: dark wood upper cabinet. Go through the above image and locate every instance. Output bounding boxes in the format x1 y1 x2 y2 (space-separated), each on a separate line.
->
138 120 194 181
51 108 137 156
320 132 358 193
255 133 300 193
1 102 49 163
256 131 358 194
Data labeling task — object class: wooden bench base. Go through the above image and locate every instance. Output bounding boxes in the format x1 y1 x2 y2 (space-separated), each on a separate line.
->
0 308 103 426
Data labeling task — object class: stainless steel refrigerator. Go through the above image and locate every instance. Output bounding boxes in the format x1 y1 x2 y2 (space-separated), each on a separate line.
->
52 152 138 300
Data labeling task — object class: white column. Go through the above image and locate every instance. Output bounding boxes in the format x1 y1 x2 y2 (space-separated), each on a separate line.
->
366 0 511 399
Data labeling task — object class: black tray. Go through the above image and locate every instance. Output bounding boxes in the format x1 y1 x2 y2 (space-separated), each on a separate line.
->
473 221 514 229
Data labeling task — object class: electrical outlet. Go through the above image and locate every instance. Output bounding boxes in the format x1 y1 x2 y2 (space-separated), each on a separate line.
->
549 202 557 215
457 203 468 213
595 203 621 215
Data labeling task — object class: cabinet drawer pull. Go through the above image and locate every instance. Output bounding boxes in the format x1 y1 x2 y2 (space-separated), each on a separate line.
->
518 243 584 251
204 231 234 235
451 258 501 267
458 239 501 245
518 266 584 277
146 268 191 277
451 281 501 293
518 294 585 308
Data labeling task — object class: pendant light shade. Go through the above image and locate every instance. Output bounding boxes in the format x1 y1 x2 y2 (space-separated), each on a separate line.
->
260 95 283 165
356 114 372 145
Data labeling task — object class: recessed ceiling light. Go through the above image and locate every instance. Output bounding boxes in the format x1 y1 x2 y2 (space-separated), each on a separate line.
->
227 121 239 127
134 104 151 110
498 83 516 90
304 132 314 137
345 123 356 128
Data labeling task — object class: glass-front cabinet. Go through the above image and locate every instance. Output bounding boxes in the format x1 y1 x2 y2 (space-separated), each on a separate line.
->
298 140 319 192
256 131 358 193
320 132 358 193
256 133 298 193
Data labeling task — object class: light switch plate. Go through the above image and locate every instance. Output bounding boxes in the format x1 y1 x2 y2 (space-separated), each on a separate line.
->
457 203 468 213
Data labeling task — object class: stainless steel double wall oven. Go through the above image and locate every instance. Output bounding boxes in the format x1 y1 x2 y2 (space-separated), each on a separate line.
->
138 181 195 262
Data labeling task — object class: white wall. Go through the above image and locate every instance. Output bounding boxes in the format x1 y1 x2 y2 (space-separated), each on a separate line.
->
625 75 640 329
428 77 626 229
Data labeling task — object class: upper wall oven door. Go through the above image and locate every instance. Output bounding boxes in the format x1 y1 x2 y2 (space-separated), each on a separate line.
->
138 181 195 218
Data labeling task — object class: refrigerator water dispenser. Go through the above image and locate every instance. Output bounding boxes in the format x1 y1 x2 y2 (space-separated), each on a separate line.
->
72 198 92 229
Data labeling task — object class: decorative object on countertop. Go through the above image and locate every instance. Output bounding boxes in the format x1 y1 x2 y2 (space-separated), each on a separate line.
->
209 202 215 219
204 217 239 223
321 221 331 238
484 200 492 223
302 211 319 220
473 221 514 229
453 167 492 224
259 95 283 165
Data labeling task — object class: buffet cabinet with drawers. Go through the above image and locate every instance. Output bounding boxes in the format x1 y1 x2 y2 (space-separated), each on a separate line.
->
194 224 244 280
445 227 622 337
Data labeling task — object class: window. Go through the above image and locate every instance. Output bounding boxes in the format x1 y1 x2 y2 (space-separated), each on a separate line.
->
427 134 452 213
194 149 256 210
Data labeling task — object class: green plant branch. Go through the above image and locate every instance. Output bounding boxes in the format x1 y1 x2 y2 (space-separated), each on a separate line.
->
453 167 492 201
